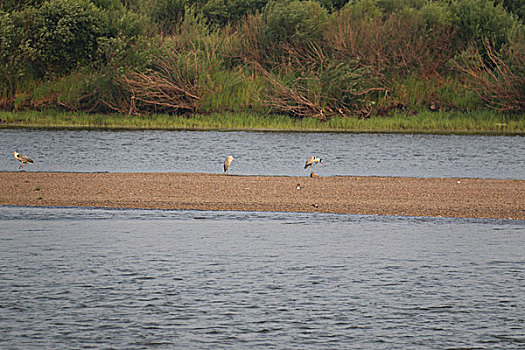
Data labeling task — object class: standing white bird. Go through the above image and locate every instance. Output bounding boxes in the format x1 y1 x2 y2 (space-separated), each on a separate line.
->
224 155 235 175
304 156 322 169
12 152 34 170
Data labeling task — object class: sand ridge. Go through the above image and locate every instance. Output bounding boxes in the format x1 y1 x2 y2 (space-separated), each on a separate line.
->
0 172 523 220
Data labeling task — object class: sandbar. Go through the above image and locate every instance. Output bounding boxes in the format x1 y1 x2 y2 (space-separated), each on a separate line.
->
0 172 523 220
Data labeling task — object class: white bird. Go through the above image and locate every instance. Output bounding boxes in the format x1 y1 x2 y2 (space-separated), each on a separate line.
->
12 152 34 170
304 156 322 169
224 155 235 175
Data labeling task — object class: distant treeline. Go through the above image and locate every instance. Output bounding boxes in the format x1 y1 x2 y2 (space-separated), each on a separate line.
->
1 0 524 119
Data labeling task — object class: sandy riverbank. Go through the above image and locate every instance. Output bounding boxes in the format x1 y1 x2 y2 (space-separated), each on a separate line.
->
0 172 523 220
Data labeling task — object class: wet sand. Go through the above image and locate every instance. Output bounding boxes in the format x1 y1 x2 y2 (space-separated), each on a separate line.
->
0 172 523 220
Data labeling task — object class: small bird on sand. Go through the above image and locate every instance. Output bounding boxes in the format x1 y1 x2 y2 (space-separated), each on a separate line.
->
304 156 322 169
12 152 34 170
224 155 235 175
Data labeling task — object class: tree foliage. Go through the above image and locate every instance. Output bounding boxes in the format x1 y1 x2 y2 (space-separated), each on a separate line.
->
1 0 524 114
263 1 328 46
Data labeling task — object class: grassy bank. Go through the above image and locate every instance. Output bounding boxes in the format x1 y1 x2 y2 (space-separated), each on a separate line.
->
1 110 523 134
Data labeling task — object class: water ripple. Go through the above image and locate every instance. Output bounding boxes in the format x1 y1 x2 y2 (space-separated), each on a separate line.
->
1 129 524 178
0 207 523 349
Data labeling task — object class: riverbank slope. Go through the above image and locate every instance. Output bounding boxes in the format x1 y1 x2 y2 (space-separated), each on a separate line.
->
1 172 523 220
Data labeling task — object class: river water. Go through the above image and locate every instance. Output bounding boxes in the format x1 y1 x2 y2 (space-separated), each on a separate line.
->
1 129 524 178
1 129 524 348
0 206 524 349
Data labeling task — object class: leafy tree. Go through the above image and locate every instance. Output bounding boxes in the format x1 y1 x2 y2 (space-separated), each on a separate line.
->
450 0 521 50
29 0 107 76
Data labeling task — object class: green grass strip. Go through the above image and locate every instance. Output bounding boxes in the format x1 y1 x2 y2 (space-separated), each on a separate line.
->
0 110 523 135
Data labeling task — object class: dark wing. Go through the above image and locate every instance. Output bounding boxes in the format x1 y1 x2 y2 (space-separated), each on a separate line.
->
19 154 33 163
305 156 314 168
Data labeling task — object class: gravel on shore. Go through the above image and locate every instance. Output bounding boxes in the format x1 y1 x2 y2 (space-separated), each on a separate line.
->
1 172 523 220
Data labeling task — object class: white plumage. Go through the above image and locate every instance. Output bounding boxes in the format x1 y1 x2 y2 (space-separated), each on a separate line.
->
224 155 235 174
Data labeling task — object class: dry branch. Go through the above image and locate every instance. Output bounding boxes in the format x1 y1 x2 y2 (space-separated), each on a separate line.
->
456 38 525 112
112 49 204 114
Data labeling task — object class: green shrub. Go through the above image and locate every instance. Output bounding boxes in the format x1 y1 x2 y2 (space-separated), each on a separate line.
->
101 35 160 68
201 0 267 27
0 0 41 12
103 8 148 37
150 0 188 33
502 0 525 21
0 10 38 99
0 12 18 97
263 0 328 46
320 61 374 109
30 0 107 76
419 1 453 30
316 0 349 12
338 0 382 20
90 0 125 11
450 0 521 50
374 0 426 15
199 68 265 113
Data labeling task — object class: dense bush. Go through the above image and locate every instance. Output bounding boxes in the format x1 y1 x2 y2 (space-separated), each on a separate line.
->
325 5 456 76
149 0 188 33
456 33 525 112
263 1 328 46
0 0 41 12
0 11 37 100
502 0 525 21
28 0 106 76
1 0 525 115
201 0 267 27
450 0 521 50
374 0 426 15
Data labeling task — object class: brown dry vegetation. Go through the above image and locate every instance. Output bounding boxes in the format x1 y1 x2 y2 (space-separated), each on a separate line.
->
456 37 525 112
